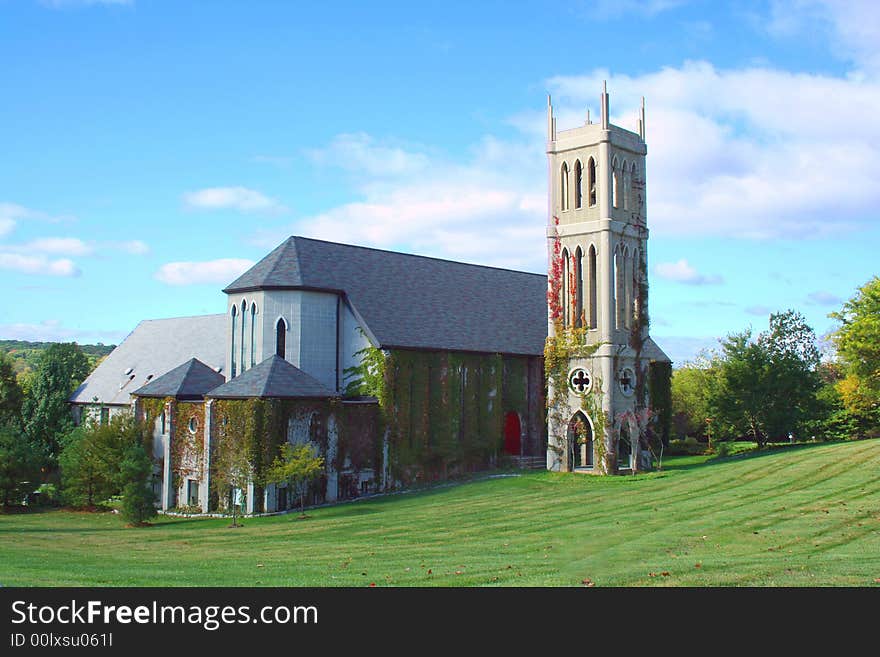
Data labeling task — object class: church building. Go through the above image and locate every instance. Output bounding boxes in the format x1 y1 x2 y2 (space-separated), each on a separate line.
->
69 85 670 514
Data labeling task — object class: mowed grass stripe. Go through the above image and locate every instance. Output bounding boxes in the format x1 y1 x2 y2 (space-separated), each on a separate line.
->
1 440 879 586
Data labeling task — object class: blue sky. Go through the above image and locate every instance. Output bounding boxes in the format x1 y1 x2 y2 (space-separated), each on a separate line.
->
1 0 877 363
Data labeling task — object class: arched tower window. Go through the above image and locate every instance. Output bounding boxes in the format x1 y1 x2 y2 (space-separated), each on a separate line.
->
275 318 286 359
240 300 247 372
230 305 237 378
612 157 620 209
560 162 570 212
632 248 641 327
574 160 583 209
574 246 583 328
250 303 257 368
615 247 625 330
630 162 638 214
622 159 629 211
588 157 597 207
561 248 570 327
623 248 632 330
588 245 598 330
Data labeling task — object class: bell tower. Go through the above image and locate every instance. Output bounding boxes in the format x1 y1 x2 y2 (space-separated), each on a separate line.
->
545 83 668 474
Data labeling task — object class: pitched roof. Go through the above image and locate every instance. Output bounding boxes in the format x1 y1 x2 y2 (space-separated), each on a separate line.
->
643 337 672 363
206 355 335 399
131 358 225 401
69 314 226 406
224 236 548 356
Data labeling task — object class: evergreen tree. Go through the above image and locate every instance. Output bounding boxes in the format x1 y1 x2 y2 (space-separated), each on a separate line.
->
0 424 41 506
120 442 156 526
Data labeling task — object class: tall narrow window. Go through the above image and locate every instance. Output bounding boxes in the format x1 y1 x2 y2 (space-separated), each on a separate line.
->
276 318 286 359
630 162 638 212
574 160 583 209
561 248 570 327
588 245 598 330
622 160 629 211
230 305 237 378
588 158 597 207
250 303 257 368
612 157 620 209
615 249 625 330
560 163 570 211
574 246 583 328
240 300 247 372
623 249 633 329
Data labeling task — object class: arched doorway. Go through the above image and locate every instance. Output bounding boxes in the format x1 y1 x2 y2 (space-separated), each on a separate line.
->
503 412 521 455
567 411 593 471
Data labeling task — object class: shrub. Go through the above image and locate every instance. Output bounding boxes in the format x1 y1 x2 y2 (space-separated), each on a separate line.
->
667 436 707 456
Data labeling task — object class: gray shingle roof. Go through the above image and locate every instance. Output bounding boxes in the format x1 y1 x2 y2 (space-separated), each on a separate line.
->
224 236 548 356
132 358 226 401
206 355 335 399
69 314 226 406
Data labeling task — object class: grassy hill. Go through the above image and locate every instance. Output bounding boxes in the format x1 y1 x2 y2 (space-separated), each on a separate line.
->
0 339 115 377
1 439 879 586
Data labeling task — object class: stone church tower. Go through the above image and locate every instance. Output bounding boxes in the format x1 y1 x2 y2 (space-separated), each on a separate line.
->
545 83 669 474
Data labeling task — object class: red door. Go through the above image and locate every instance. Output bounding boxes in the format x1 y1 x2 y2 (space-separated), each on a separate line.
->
503 412 521 455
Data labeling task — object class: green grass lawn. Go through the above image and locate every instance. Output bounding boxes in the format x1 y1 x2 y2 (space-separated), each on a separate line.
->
2 439 879 586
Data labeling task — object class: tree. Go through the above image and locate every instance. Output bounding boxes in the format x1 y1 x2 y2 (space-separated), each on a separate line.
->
709 311 821 446
671 352 719 440
22 343 90 463
0 352 25 433
830 277 880 437
757 310 821 439
212 430 254 527
59 414 150 508
263 443 325 517
59 424 116 507
120 442 157 526
0 424 41 506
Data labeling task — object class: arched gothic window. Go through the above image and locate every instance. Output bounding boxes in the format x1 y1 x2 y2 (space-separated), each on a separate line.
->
561 162 570 212
630 162 638 213
561 248 570 327
276 318 286 359
250 303 257 368
612 157 620 209
588 245 598 330
230 305 237 378
588 158 597 207
240 300 247 372
574 246 583 328
574 160 583 209
622 159 629 211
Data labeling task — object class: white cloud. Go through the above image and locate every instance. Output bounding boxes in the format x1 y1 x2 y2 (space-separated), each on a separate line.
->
806 290 843 306
0 253 80 277
654 259 723 285
154 258 255 286
183 187 286 214
110 240 150 255
767 1 880 73
262 133 546 271
21 237 94 256
546 61 880 239
746 305 773 316
0 319 126 343
306 133 431 177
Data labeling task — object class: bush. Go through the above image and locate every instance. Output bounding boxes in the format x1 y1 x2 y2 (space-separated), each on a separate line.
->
667 436 707 456
713 441 731 458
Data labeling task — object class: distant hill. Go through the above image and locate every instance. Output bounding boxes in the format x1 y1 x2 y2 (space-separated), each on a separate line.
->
0 340 116 377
